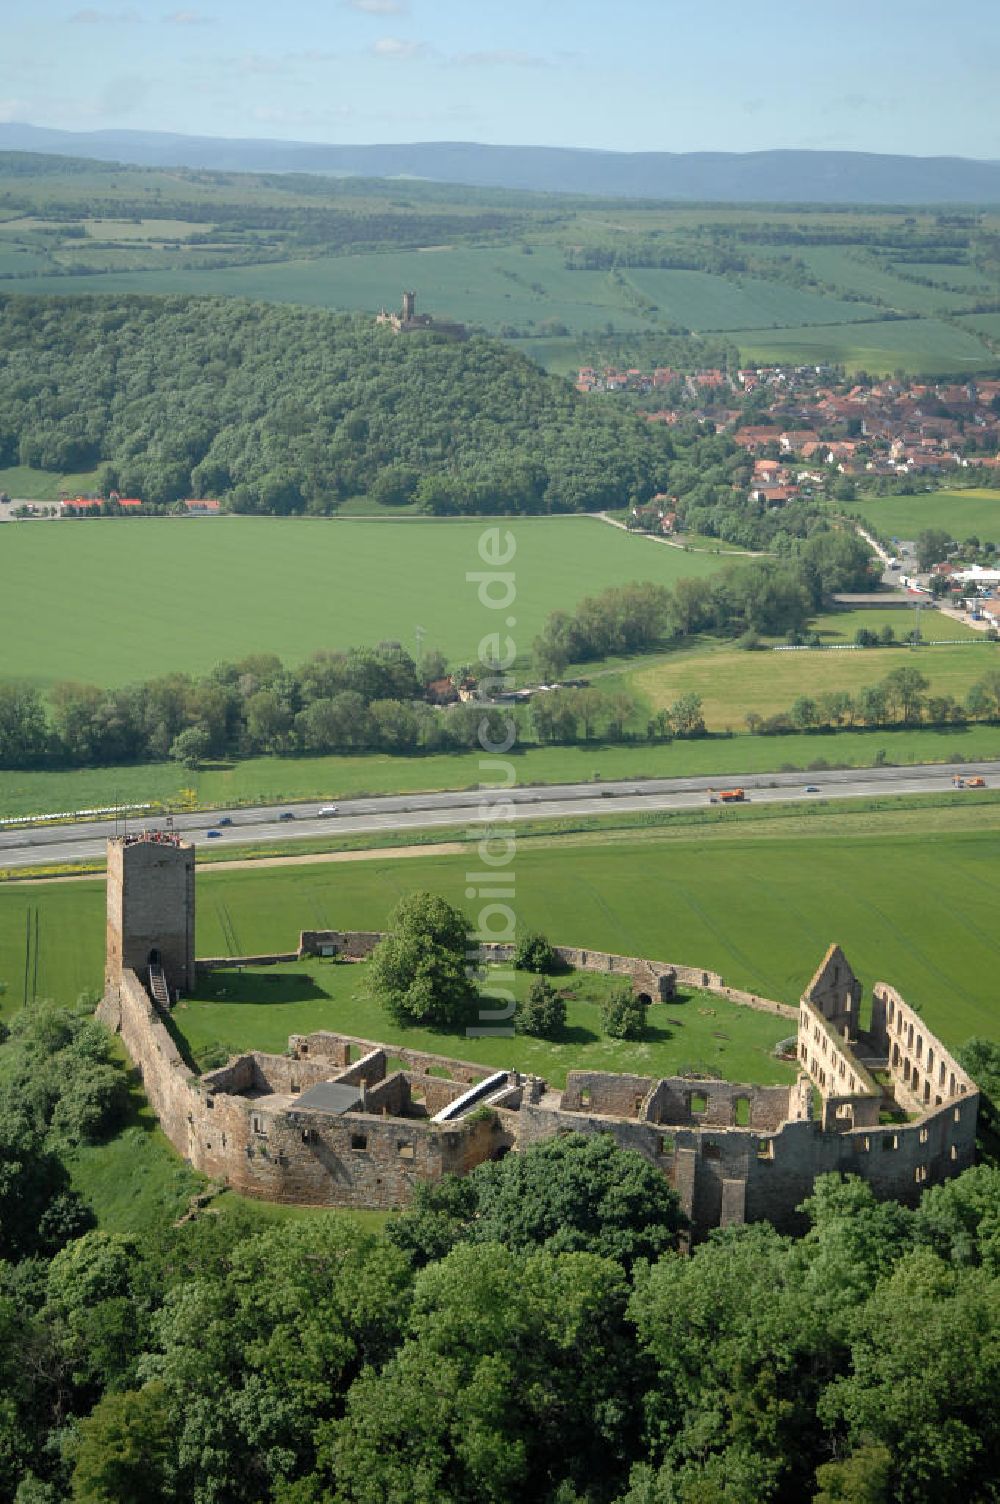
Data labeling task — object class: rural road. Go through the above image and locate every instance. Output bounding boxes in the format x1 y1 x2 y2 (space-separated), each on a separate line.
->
1 760 996 870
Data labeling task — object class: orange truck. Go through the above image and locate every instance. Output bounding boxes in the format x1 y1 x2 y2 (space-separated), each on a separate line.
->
967 776 986 788
719 788 746 803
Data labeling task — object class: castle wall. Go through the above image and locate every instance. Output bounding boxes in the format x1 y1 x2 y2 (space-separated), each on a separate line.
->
798 999 876 1099
100 969 506 1210
516 1088 978 1238
803 943 862 1035
873 983 976 1113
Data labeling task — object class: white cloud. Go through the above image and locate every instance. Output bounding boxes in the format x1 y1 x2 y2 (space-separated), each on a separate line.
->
450 49 547 68
69 7 141 21
372 35 424 59
163 9 212 23
0 99 27 122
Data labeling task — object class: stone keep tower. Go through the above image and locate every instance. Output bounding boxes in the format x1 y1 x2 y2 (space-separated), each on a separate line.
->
105 835 195 996
401 289 416 322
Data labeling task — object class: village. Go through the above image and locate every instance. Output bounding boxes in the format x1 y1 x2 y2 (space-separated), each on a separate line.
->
577 363 1000 483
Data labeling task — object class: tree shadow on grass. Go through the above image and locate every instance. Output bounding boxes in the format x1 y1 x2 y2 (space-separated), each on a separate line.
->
552 1023 600 1047
193 971 329 1008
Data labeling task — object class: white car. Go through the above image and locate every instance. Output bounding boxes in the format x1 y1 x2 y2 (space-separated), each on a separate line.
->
318 805 339 817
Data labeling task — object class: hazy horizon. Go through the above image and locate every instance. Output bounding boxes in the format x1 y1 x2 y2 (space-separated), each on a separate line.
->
2 0 996 160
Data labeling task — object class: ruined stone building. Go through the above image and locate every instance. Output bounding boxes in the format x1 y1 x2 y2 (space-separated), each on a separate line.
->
98 834 979 1237
375 289 467 340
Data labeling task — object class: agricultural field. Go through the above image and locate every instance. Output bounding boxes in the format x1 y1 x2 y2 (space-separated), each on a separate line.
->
625 268 880 330
0 514 726 688
852 488 1000 546
716 318 996 375
1 156 997 376
176 960 796 1088
633 637 999 727
793 247 990 315
3 806 999 1049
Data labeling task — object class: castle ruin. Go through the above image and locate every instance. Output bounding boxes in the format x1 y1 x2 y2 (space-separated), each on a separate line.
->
97 835 979 1237
375 290 467 340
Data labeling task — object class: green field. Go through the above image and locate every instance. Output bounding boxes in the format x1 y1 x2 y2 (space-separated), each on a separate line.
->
2 809 999 1048
852 489 1000 546
807 607 979 643
174 959 796 1088
718 318 995 375
793 248 988 316
634 638 999 726
0 515 726 687
0 463 102 500
626 268 879 330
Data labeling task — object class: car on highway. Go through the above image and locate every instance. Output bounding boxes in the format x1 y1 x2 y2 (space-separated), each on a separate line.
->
318 805 339 817
206 829 223 839
277 811 295 821
804 785 820 793
217 816 233 826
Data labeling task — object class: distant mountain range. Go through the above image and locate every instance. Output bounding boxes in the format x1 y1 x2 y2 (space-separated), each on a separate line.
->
2 123 999 204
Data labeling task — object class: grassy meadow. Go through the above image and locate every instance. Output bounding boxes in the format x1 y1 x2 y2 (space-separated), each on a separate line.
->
3 804 999 1050
175 959 797 1088
852 489 1000 546
634 639 1000 727
0 463 103 500
0 514 726 687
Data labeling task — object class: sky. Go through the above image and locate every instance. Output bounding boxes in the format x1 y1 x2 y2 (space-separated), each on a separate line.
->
2 0 998 159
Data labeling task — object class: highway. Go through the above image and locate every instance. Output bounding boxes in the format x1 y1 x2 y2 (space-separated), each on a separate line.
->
1 760 996 870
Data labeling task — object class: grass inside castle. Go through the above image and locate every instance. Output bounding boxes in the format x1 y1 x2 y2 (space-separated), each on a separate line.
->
173 961 797 1090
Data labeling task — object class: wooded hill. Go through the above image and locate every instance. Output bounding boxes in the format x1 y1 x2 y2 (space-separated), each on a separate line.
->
0 294 670 514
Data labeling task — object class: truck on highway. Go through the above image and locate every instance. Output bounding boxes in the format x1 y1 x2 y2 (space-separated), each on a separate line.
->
719 788 746 803
967 776 986 788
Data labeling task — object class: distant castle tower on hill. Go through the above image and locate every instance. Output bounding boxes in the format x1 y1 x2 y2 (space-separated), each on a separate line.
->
376 290 466 340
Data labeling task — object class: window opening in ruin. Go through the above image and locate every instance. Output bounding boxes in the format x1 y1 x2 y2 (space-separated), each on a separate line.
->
734 1097 751 1127
954 1106 961 1122
757 1139 774 1161
291 1082 300 1094
206 1098 214 1110
251 1115 264 1136
690 1092 708 1115
398 1142 415 1160
951 1145 958 1161
351 1133 368 1151
882 1134 898 1151
302 1128 317 1145
634 1096 643 1115
702 1142 721 1160
919 1127 929 1144
580 1089 592 1107
659 1135 675 1156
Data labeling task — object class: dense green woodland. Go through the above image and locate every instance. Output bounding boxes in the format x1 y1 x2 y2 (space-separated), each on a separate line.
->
0 296 670 515
2 999 1000 1503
